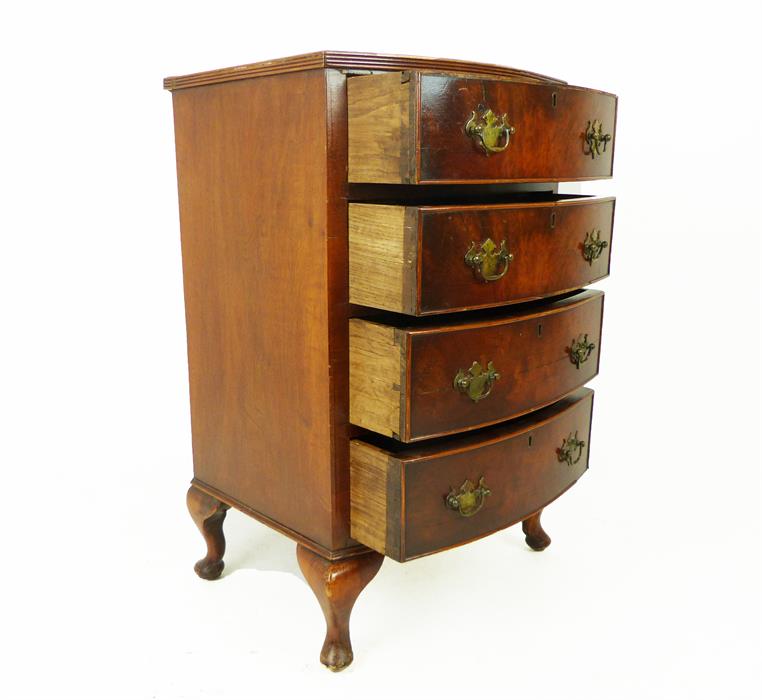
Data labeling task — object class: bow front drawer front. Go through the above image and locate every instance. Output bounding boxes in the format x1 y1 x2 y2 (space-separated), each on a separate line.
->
349 196 614 315
349 290 603 442
348 72 617 184
350 389 593 561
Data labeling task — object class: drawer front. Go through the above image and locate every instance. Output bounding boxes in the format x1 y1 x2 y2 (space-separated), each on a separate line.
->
349 198 614 315
351 388 593 561
420 75 616 183
349 290 603 442
348 72 616 184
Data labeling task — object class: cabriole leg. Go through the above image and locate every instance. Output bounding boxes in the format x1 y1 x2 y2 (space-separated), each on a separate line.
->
296 544 384 672
187 484 230 580
522 509 552 551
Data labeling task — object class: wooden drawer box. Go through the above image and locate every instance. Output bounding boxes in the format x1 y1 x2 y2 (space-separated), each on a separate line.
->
348 72 617 184
350 196 614 315
350 290 602 442
351 388 593 561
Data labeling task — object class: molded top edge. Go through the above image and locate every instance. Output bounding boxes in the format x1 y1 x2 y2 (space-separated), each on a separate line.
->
163 50 569 91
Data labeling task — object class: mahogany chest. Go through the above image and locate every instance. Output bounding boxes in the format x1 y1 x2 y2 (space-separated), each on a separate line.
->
165 51 616 670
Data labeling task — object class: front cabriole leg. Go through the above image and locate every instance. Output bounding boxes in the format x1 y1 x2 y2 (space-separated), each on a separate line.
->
296 544 384 672
187 484 230 580
522 508 552 551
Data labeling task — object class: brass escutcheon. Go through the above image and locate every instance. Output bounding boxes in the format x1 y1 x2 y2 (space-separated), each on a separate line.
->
569 334 595 369
465 105 516 155
464 238 514 282
584 119 612 159
453 361 501 402
445 476 491 517
582 229 609 265
557 431 586 466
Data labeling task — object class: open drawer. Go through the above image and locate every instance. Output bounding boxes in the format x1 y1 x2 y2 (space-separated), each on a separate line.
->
350 290 603 442
348 72 617 184
350 388 593 561
350 195 614 315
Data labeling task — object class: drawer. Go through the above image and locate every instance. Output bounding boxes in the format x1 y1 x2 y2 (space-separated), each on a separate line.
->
348 72 617 184
349 196 614 315
350 289 603 442
351 388 593 561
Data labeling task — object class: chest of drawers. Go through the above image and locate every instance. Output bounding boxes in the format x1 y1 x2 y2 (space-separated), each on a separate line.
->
166 51 616 671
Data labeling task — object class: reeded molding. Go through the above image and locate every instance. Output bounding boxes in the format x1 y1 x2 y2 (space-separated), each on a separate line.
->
163 50 567 91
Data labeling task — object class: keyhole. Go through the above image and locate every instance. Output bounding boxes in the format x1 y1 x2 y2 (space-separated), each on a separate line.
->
551 92 558 108
550 211 556 229
537 323 543 337
528 435 533 447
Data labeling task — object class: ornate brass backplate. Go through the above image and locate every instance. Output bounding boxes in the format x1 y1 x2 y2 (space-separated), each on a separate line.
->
465 105 516 155
582 229 609 264
557 431 585 466
584 119 612 159
464 238 514 282
445 476 491 517
568 334 595 369
453 361 501 402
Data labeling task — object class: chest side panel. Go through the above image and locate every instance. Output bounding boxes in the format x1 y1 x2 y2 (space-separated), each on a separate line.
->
172 70 335 549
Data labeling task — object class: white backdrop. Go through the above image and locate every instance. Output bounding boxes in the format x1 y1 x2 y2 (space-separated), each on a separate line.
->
2 2 760 699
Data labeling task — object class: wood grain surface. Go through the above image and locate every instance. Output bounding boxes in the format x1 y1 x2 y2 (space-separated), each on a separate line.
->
349 290 603 441
347 72 617 184
349 197 615 314
164 50 567 91
350 388 594 561
172 71 337 550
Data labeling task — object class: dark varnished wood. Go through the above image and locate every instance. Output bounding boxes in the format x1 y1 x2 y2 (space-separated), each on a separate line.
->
190 478 370 562
164 50 566 91
168 53 612 667
349 289 603 442
187 484 230 580
324 69 357 554
172 70 357 554
350 389 593 561
418 75 616 183
408 290 603 440
170 57 610 559
522 509 552 551
296 544 384 671
419 197 614 314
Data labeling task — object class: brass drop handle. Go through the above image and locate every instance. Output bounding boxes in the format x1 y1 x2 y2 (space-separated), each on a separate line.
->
584 119 612 159
445 477 491 517
454 361 500 402
582 229 608 264
568 334 595 369
464 238 514 282
465 105 516 155
557 431 586 466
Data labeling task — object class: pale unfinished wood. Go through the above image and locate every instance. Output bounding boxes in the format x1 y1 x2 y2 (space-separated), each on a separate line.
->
348 72 415 183
348 204 418 314
349 441 392 556
349 319 404 438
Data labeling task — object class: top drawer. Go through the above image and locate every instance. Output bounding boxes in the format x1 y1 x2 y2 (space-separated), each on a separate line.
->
348 72 617 184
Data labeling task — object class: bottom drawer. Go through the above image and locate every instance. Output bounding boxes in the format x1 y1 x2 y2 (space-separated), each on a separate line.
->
350 388 593 561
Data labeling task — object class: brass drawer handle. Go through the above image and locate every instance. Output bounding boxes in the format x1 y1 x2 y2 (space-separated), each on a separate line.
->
464 238 514 282
568 334 595 369
465 105 516 155
582 229 608 264
584 119 612 159
454 361 500 402
446 476 491 517
558 431 586 466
